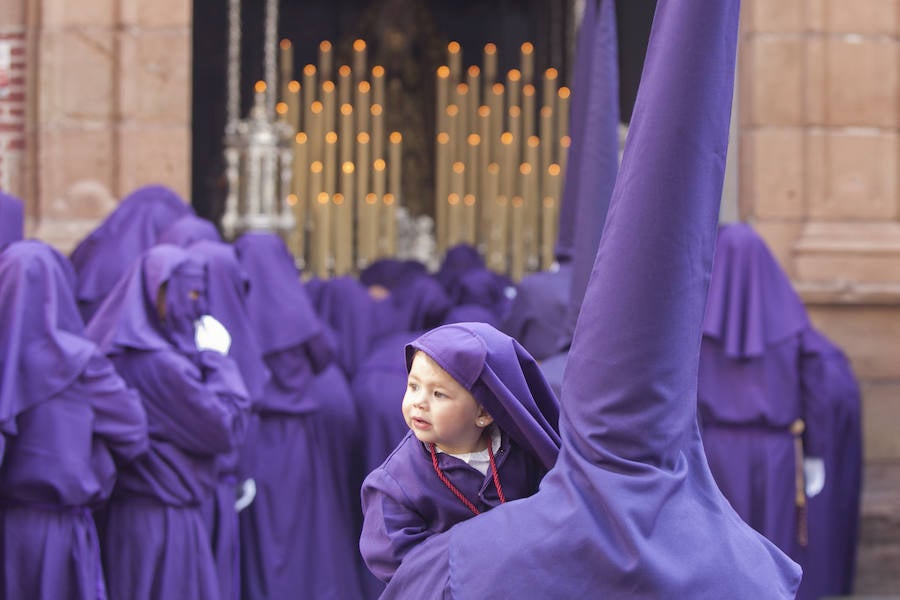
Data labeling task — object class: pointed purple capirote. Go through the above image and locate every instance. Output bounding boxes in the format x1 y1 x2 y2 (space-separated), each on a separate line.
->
233 233 368 599
0 191 24 248
158 214 222 247
360 323 560 583
382 1 801 597
86 244 250 600
0 241 148 600
71 185 192 322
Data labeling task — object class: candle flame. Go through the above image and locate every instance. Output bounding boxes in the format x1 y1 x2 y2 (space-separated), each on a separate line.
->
468 65 480 77
342 162 355 174
286 194 298 206
448 193 460 205
275 102 288 115
366 193 378 204
437 66 450 79
325 131 338 144
452 162 465 174
464 194 476 206
448 41 461 54
353 39 367 52
523 84 535 96
456 83 468 94
390 132 402 144
478 105 490 117
543 197 555 208
519 163 532 175
384 193 395 205
511 196 524 208
528 135 540 148
311 161 324 173
500 132 513 145
540 106 553 117
322 80 335 93
254 81 267 93
487 162 500 174
334 193 345 205
508 69 521 82
484 43 497 55
311 101 323 114
467 134 480 146
320 40 332 52
288 80 300 93
357 132 370 144
545 68 559 80
560 136 571 148
558 86 571 99
317 192 329 204
497 195 508 206
372 65 385 78
370 104 383 116
341 104 353 115
295 132 307 144
521 42 534 54
492 83 504 95
446 104 459 117
436 132 450 144
509 106 521 118
339 65 351 77
280 39 292 50
303 64 317 76
548 163 561 176
358 81 371 93
374 159 386 171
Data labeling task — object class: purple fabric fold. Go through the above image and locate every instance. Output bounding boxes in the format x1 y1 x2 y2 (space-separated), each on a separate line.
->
0 191 24 247
158 215 222 247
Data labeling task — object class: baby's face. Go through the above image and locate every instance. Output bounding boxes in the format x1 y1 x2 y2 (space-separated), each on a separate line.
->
402 351 491 454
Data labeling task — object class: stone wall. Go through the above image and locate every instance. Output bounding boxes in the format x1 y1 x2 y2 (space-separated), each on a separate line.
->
0 6 26 198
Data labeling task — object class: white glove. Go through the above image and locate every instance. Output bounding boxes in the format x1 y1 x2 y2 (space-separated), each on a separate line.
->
194 314 232 355
235 478 257 512
804 457 825 498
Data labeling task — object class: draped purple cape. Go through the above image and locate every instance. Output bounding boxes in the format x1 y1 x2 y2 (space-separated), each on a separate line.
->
0 192 24 247
0 241 148 600
86 244 250 600
699 224 861 599
158 214 222 247
233 233 368 599
71 185 192 322
381 1 801 597
360 323 560 583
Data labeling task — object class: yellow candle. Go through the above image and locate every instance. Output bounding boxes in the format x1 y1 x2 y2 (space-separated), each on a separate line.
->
287 80 301 131
493 194 509 272
309 160 324 207
339 104 353 165
520 42 534 85
557 86 571 142
455 83 469 147
447 193 461 247
436 65 451 134
489 84 504 159
322 80 336 134
463 193 477 245
372 65 385 107
451 161 466 199
372 164 386 257
445 104 460 163
544 162 562 203
510 195 525 281
484 162 500 261
506 69 521 113
541 196 557 269
324 131 338 195
539 105 553 173
291 132 309 259
543 68 558 111
508 106 522 169
389 132 402 201
352 39 367 86
276 102 288 123
522 84 536 141
280 39 293 98
519 162 536 263
477 105 491 176
314 192 331 278
308 101 324 163
338 65 352 107
356 81 371 133
303 64 317 109
319 40 333 81
466 133 480 198
559 135 571 178
435 132 450 254
254 81 267 113
499 131 515 200
373 158 387 199
466 66 481 115
341 161 355 205
483 43 498 95
383 192 397 255
332 192 350 275
363 193 379 264
447 41 462 83
370 104 384 161
356 132 371 209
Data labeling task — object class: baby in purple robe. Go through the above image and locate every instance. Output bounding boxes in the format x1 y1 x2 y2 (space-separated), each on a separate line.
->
360 322 560 583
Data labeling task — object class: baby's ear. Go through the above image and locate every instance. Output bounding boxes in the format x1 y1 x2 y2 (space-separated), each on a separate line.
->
476 406 494 428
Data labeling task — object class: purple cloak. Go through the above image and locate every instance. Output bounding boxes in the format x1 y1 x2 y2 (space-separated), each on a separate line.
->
158 214 222 247
233 233 368 599
382 1 801 597
360 323 560 583
86 244 250 600
499 262 573 361
71 185 192 323
360 258 428 291
0 241 148 600
0 192 24 247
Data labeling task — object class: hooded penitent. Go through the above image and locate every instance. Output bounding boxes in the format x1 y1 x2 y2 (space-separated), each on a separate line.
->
86 244 250 600
71 184 192 322
0 240 148 600
380 0 802 597
158 214 222 247
233 232 368 600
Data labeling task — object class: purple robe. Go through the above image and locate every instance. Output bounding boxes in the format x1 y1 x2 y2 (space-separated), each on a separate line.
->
233 233 368 599
359 258 428 291
360 322 561 583
382 1 801 597
433 244 484 293
499 262 572 361
0 241 148 600
71 185 192 323
189 240 269 600
0 192 24 247
86 245 250 600
158 215 222 247
307 275 380 377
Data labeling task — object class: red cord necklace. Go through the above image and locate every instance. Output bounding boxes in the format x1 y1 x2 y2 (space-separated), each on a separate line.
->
429 436 506 516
